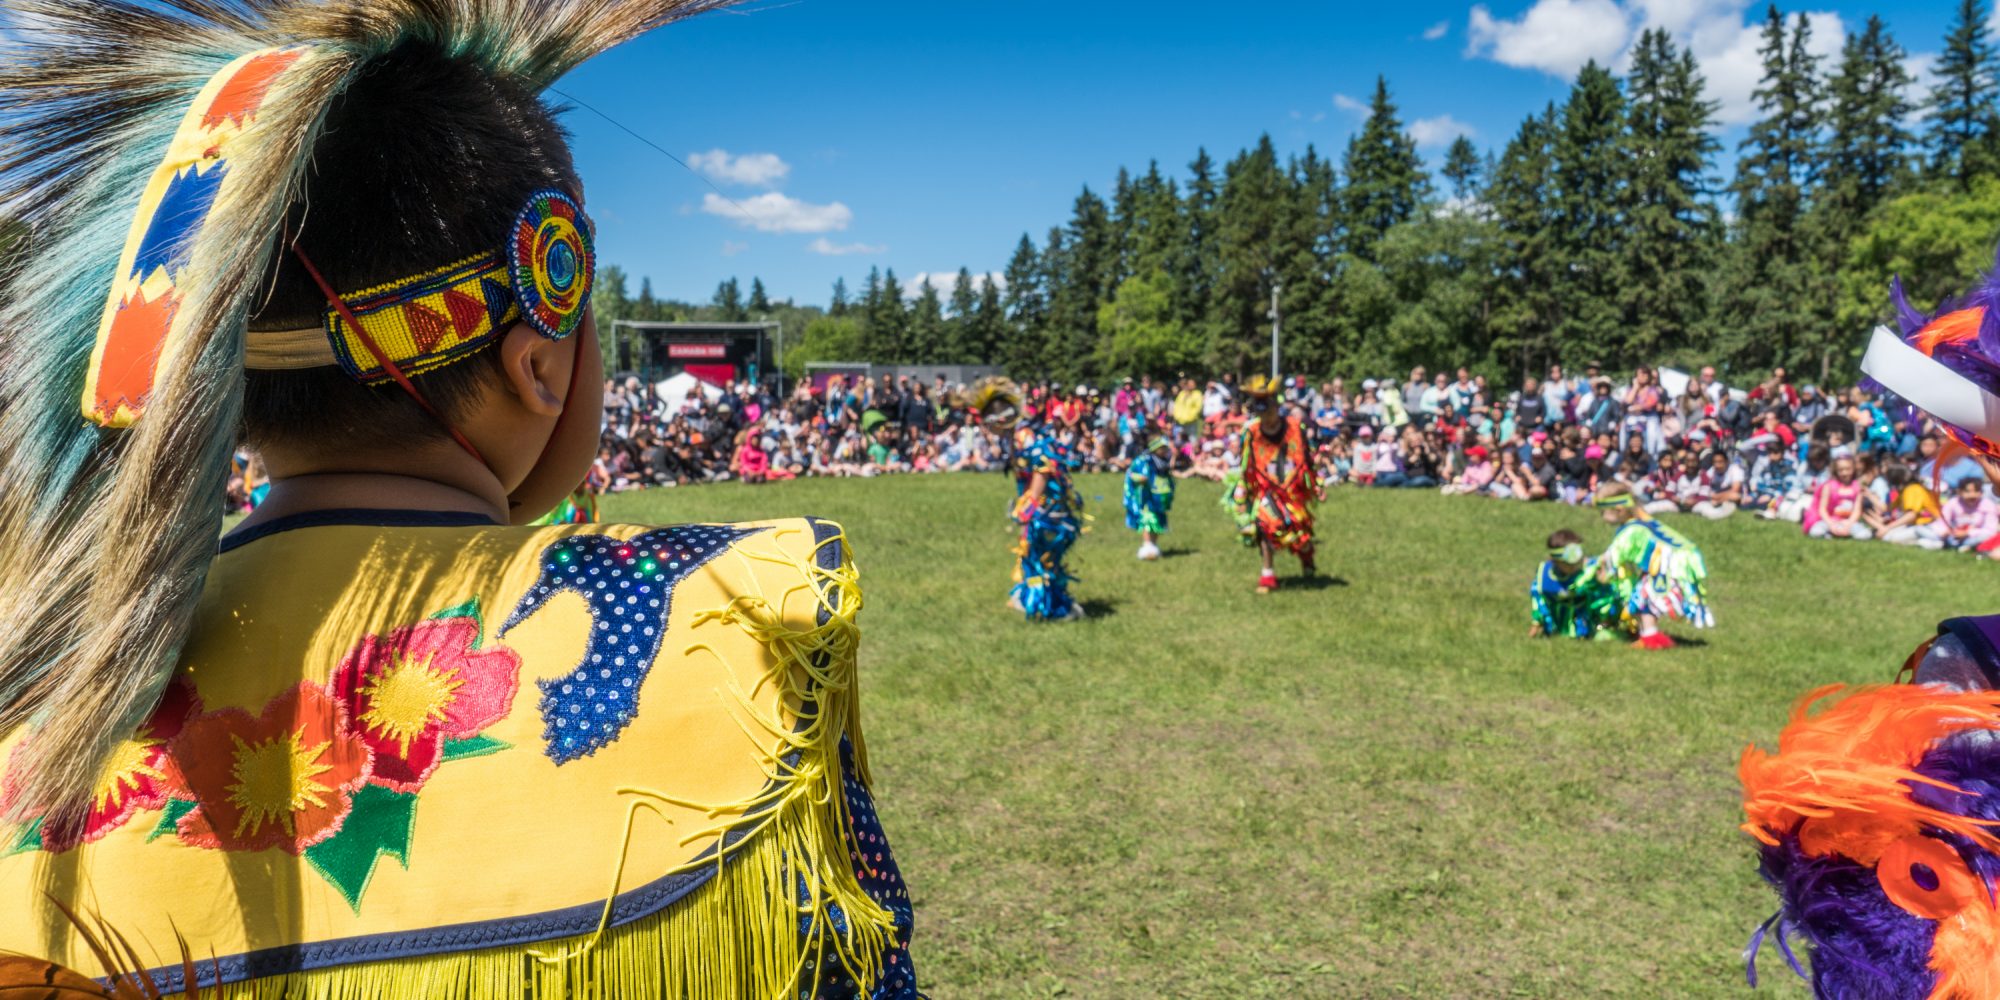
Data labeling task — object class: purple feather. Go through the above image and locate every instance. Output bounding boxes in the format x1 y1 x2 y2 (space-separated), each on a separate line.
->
1890 276 1926 338
1752 731 2000 998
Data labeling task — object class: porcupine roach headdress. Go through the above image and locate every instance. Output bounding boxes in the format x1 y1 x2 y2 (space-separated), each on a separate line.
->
1740 683 2000 998
1860 258 2000 461
0 0 730 823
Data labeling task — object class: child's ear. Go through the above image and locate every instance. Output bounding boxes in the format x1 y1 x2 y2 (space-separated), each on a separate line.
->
494 322 567 418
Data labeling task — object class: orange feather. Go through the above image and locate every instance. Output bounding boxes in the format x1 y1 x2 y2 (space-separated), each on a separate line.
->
1740 684 2000 864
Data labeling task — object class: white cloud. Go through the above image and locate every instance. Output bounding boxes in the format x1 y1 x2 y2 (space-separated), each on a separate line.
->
807 238 887 256
1333 92 1369 115
1409 114 1477 147
1464 0 1847 127
685 149 791 188
1466 0 1631 76
1424 20 1451 40
905 272 1007 298
721 240 749 257
702 192 853 234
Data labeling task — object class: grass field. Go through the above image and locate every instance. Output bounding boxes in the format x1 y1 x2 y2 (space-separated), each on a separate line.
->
601 474 1993 998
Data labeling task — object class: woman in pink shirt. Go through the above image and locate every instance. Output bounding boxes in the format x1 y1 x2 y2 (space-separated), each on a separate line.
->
1441 444 1495 495
1805 455 1871 539
1941 477 2000 552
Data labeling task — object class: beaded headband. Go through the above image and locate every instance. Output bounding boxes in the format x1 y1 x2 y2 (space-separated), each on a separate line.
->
1592 492 1637 509
250 188 596 385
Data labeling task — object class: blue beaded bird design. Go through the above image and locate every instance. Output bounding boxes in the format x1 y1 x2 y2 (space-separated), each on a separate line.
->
500 525 761 764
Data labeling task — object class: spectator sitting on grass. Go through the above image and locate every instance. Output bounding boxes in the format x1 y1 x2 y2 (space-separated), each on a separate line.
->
1745 438 1796 517
1351 427 1378 486
1870 463 1944 549
1940 477 2000 553
1774 444 1831 522
1444 444 1495 496
1805 455 1872 540
1490 448 1530 500
1691 449 1745 520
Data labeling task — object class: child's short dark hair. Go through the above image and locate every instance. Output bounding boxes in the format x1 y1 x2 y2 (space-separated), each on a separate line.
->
243 41 581 454
1547 528 1582 549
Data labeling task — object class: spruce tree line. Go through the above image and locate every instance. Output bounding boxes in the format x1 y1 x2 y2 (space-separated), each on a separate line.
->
612 2 2000 385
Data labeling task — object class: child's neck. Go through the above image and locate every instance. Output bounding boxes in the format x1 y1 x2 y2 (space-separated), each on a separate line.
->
233 443 511 535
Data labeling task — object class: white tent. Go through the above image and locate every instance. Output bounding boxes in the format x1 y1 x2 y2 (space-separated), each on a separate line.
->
654 371 725 413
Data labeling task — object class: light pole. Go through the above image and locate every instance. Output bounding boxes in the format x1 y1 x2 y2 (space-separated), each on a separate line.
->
1268 281 1282 382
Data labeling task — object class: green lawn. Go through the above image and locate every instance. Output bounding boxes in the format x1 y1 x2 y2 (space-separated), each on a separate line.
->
602 474 1992 999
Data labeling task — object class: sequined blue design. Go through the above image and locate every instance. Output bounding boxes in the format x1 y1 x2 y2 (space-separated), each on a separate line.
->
500 525 761 763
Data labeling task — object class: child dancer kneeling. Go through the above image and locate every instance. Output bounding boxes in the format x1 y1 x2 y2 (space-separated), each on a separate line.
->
1593 484 1714 650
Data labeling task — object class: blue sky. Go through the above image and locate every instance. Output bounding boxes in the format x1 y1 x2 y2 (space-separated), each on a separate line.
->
557 0 1960 308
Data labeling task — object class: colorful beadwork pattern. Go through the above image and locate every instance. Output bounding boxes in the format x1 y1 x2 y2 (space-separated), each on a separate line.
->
508 189 595 340
82 46 307 427
0 597 520 913
322 253 522 384
501 525 759 764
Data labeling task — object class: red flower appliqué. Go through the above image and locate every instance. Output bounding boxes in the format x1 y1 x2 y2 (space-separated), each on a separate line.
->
331 616 520 794
0 678 199 852
161 682 372 853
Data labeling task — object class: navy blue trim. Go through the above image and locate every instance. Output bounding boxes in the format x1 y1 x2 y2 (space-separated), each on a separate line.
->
219 509 500 554
142 516 851 993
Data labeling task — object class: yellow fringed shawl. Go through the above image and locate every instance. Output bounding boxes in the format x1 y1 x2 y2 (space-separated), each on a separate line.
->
0 515 894 998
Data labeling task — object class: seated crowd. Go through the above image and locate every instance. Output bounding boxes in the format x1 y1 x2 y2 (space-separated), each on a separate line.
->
563 362 2000 560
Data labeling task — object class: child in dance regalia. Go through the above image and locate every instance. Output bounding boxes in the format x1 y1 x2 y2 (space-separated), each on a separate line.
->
1591 483 1712 649
961 378 1081 621
0 4 918 997
1737 266 2000 999
1528 529 1620 640
1232 375 1321 593
1009 428 1086 622
1124 435 1176 561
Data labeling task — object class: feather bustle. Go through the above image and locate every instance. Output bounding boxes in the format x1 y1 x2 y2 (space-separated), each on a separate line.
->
0 0 737 819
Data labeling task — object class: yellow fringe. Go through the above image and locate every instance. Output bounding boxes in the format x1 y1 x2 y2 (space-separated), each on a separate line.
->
170 524 894 999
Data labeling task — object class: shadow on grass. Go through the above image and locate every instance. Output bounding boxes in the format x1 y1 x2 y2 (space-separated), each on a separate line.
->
1079 598 1122 619
1286 574 1351 590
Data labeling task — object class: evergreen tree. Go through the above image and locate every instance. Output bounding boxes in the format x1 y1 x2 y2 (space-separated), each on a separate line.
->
1000 235 1047 377
829 276 850 317
1926 0 2000 189
1620 31 1720 361
638 276 658 322
1822 16 1916 215
1551 61 1627 366
1442 135 1483 202
1340 76 1429 262
712 277 745 322
1487 105 1562 371
1210 136 1289 373
874 269 908 362
1127 161 1188 279
1819 15 1916 337
972 275 1006 366
1181 148 1221 348
1283 146 1340 374
908 280 946 362
1109 167 1139 288
946 267 979 363
748 277 771 315
1718 8 1825 372
1047 188 1116 380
